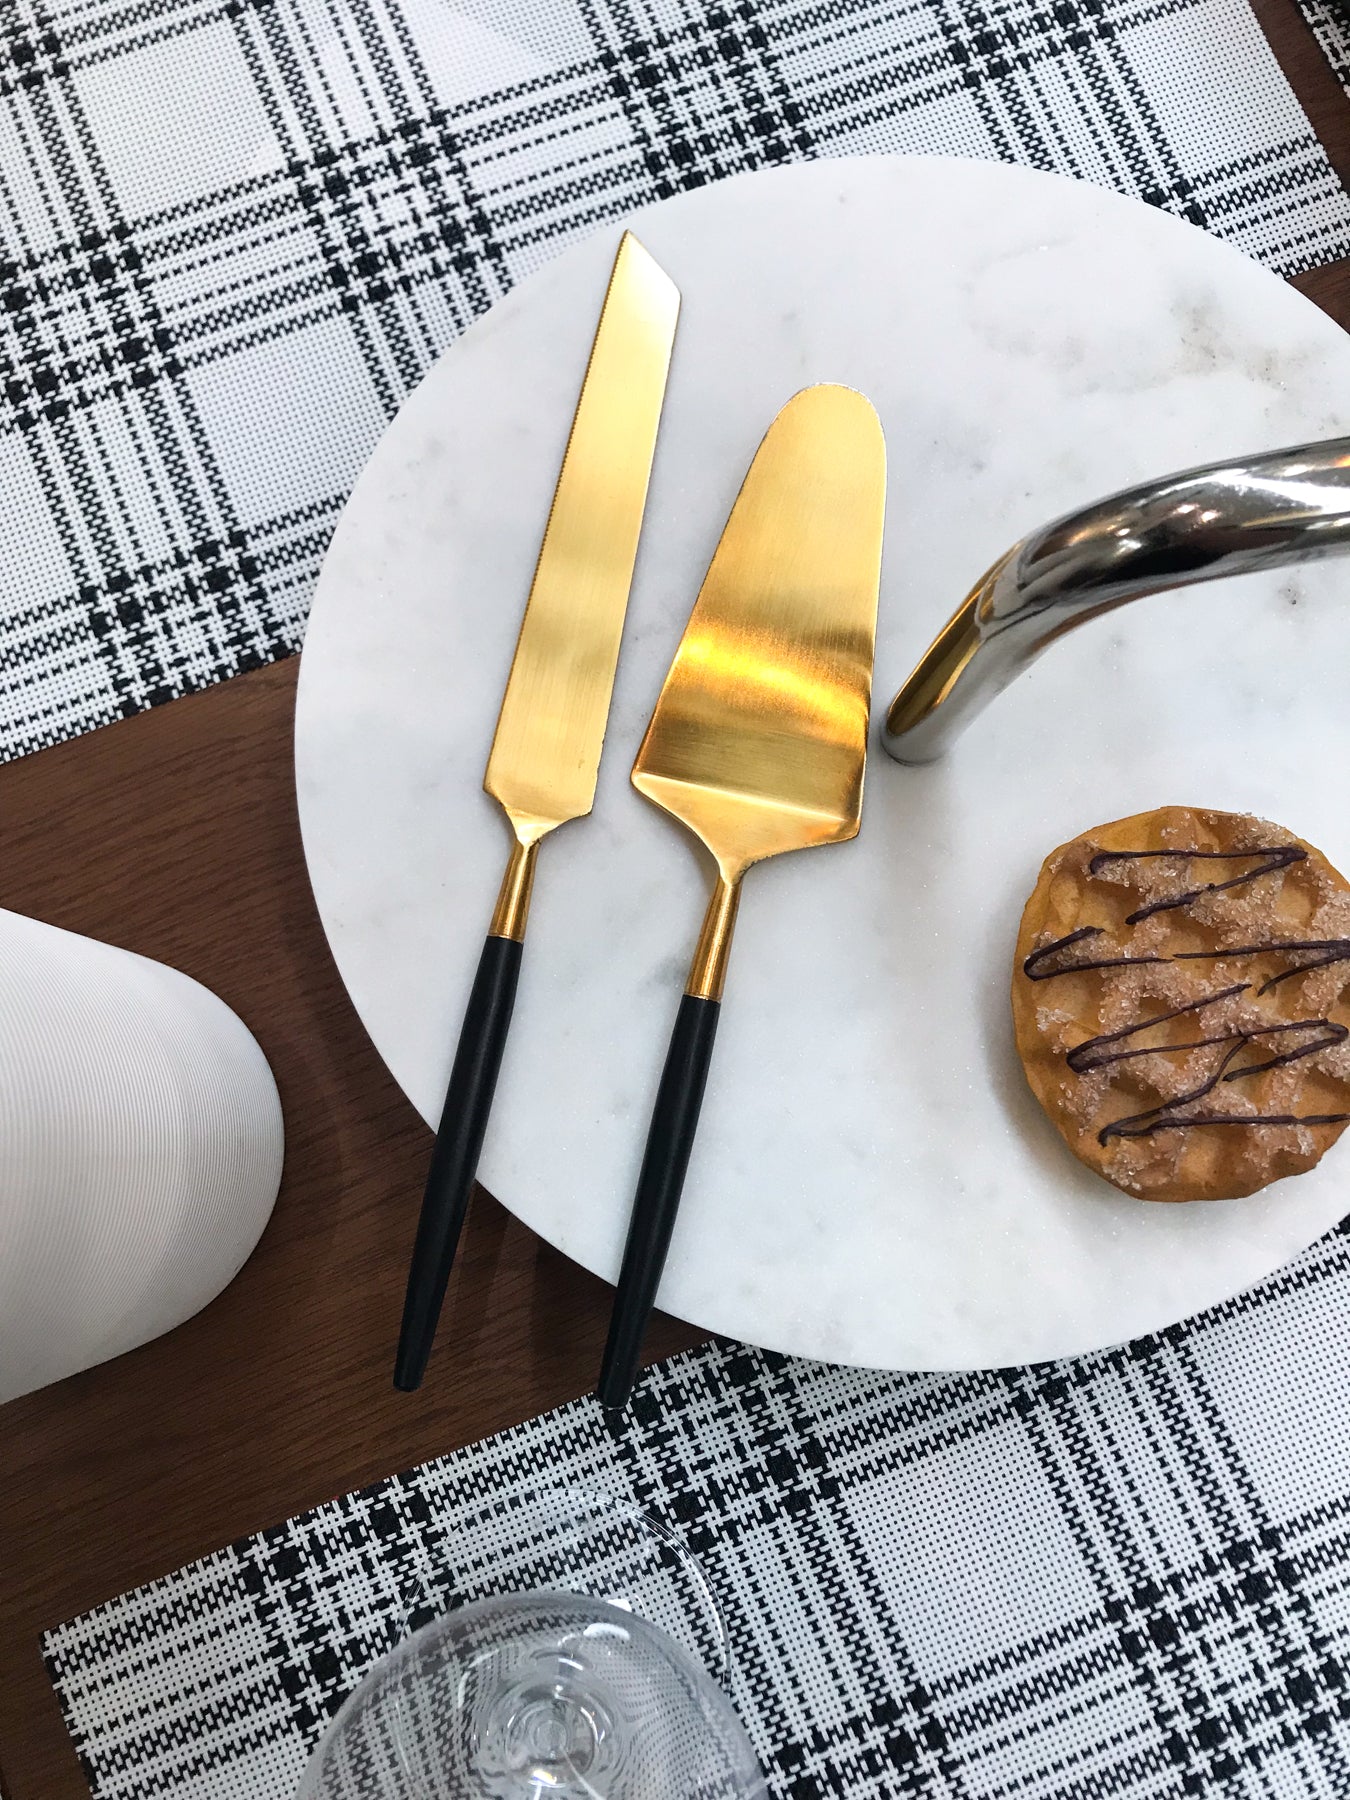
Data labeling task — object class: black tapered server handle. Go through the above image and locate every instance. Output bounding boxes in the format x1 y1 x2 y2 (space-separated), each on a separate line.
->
598 993 720 1410
394 934 523 1390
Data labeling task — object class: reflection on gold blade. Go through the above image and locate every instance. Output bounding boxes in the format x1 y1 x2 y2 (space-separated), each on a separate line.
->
634 384 886 884
484 232 680 845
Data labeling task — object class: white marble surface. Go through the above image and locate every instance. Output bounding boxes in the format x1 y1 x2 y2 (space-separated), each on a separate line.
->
295 156 1350 1371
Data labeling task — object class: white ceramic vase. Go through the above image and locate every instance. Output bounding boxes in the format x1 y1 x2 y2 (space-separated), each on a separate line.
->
0 908 285 1403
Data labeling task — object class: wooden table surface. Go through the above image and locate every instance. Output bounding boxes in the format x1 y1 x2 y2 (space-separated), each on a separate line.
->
2 7 1348 1794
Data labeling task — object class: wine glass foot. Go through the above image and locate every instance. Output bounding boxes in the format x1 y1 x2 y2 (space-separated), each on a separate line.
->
300 1592 765 1800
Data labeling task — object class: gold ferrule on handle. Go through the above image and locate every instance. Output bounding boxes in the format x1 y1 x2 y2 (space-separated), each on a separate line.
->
685 873 742 1002
489 837 540 942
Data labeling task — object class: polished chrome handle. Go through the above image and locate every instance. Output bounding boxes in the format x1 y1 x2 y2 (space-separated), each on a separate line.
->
882 437 1350 763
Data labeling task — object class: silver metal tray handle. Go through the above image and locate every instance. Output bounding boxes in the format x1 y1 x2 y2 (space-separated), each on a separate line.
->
882 438 1350 763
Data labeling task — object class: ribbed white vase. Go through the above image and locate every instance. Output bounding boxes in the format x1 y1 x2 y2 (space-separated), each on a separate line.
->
0 908 285 1403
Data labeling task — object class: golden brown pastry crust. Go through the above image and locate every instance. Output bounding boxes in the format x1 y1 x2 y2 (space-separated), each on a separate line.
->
1012 806 1350 1202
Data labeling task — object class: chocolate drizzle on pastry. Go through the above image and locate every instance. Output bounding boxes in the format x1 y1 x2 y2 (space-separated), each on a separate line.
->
1086 844 1307 924
1068 987 1349 1141
1026 926 1350 994
1023 927 1165 982
1022 843 1350 1146
1177 940 1350 994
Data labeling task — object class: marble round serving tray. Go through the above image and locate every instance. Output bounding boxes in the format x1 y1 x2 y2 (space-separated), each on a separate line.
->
296 156 1350 1371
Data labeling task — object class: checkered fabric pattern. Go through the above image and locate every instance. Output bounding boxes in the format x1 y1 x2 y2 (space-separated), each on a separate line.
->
1297 0 1350 90
2 0 1349 761
43 1217 1350 1800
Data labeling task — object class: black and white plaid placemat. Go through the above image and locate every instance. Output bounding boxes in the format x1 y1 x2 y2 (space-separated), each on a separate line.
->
44 1219 1350 1800
2 0 1349 763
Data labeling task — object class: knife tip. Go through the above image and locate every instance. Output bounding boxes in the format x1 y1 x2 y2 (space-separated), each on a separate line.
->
611 229 681 316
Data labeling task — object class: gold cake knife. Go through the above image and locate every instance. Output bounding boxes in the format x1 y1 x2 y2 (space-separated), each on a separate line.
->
395 233 680 1391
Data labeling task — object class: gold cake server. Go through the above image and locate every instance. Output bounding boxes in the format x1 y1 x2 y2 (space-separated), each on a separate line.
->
598 384 886 1410
395 232 680 1390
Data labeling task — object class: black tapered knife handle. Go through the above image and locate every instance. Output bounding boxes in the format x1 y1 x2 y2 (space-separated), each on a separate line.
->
598 993 720 1410
394 934 523 1391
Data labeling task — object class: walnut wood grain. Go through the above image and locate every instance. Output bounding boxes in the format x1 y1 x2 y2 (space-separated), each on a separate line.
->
1 9 1347 1794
